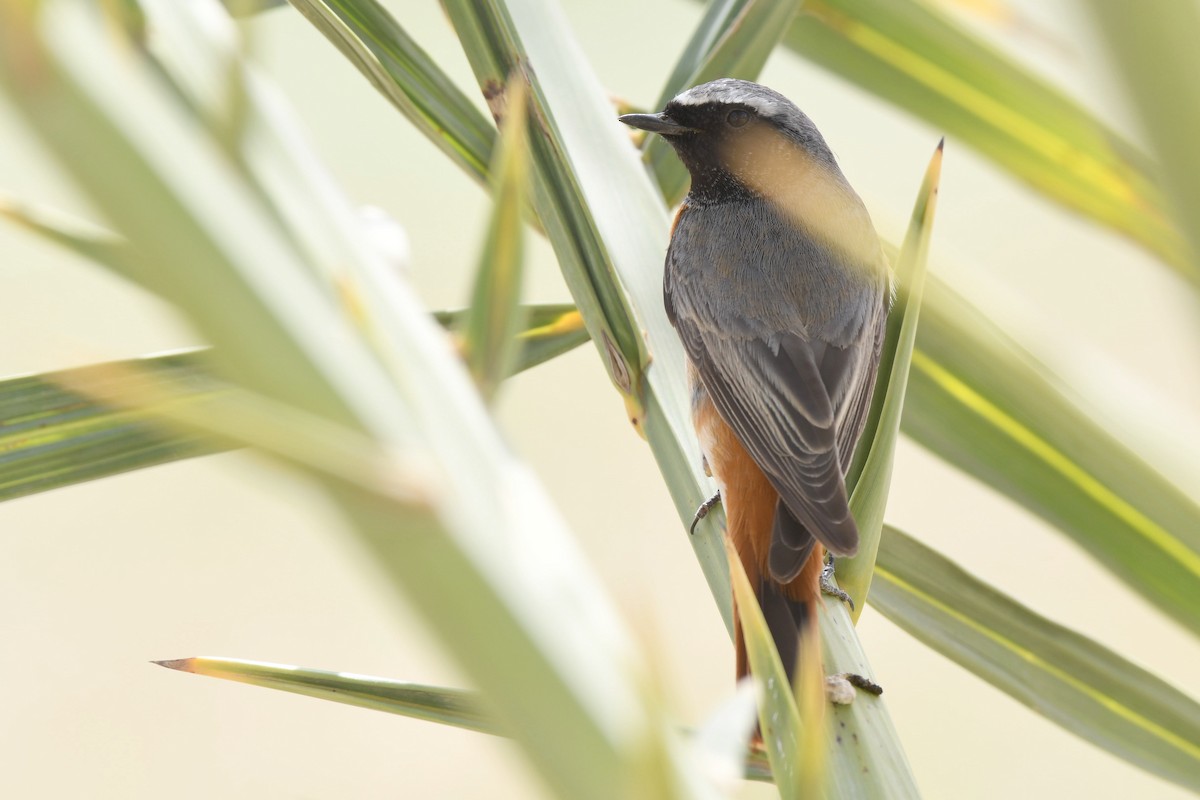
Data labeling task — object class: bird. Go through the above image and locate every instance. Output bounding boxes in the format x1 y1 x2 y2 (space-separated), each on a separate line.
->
620 79 890 687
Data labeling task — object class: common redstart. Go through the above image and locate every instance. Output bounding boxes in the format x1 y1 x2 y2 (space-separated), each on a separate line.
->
621 79 890 685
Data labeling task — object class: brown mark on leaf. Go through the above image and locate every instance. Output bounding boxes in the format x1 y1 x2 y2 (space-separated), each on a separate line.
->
601 329 632 395
483 79 508 126
483 59 548 137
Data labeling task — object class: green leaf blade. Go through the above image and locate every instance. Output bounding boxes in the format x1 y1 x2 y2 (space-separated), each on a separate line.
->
903 281 1200 636
0 355 221 503
723 537 815 799
462 77 530 402
784 0 1188 278
155 657 498 734
290 0 496 184
873 525 1200 793
1089 3 1200 276
840 140 942 614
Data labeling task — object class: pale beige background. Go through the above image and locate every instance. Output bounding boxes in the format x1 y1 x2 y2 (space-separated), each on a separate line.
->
2 1 1199 798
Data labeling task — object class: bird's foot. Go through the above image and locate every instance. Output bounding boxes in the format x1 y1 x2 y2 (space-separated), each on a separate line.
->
819 554 855 611
689 492 722 535
825 672 883 705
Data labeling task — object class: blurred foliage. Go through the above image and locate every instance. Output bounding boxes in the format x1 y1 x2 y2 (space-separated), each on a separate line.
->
1 0 1199 797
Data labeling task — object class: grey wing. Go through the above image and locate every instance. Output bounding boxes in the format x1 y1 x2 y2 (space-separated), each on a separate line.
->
672 306 865 558
835 292 889 470
763 293 885 580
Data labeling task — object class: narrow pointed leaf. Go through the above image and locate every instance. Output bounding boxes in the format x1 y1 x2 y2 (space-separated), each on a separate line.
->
288 0 494 184
872 525 1200 793
839 141 942 614
645 0 806 203
782 0 1188 278
155 657 497 734
151 655 775 786
461 76 528 402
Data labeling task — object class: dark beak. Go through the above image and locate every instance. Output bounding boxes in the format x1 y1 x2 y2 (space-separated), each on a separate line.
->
618 112 695 136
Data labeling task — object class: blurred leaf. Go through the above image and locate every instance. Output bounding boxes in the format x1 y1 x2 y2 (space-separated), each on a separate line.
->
724 537 812 798
645 0 806 202
905 278 1200 638
57 359 436 506
791 619 827 800
289 0 495 184
221 0 287 15
0 196 141 273
155 657 496 733
872 525 1200 793
690 681 761 791
781 0 1190 279
0 4 700 798
839 140 942 614
1089 3 1200 273
0 307 587 506
461 76 529 402
0 354 220 503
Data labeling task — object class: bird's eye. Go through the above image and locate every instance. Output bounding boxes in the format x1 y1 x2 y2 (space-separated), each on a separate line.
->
727 109 750 128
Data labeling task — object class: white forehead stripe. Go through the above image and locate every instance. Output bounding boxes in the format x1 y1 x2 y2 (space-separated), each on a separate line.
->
671 80 788 118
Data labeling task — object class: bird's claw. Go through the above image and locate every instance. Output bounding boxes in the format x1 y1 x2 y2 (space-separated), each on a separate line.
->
819 554 855 611
690 492 722 535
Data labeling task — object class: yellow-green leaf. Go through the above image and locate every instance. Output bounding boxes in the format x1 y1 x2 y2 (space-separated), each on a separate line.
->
838 140 942 614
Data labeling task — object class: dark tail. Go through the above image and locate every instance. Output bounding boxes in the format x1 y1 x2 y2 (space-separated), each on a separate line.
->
735 576 816 687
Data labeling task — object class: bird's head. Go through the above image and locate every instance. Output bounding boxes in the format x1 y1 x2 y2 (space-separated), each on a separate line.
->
620 79 843 206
